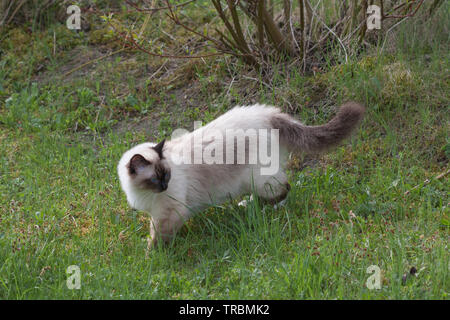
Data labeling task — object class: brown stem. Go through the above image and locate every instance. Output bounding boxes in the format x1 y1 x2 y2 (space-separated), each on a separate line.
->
124 0 196 12
257 0 265 49
227 0 251 53
211 0 246 52
358 0 368 45
383 0 425 19
283 0 294 50
298 0 305 60
261 3 294 56
380 0 384 20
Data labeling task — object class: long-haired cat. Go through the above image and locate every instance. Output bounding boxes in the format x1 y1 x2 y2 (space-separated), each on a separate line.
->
118 102 365 249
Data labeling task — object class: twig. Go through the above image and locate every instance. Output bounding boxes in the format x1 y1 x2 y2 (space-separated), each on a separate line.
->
225 75 236 97
5 0 26 25
164 0 223 48
384 0 425 19
379 16 409 55
108 13 224 60
307 17 345 54
307 0 348 62
124 0 196 12
148 60 168 81
63 47 126 78
299 0 305 65
404 168 449 196
0 0 14 26
118 29 223 59
53 30 56 57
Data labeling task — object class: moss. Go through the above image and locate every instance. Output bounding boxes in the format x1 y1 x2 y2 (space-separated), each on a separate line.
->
49 24 84 51
88 27 117 46
357 56 378 72
1 28 32 54
381 61 419 103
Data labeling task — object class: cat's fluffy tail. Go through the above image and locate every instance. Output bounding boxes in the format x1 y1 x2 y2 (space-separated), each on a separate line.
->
271 102 365 153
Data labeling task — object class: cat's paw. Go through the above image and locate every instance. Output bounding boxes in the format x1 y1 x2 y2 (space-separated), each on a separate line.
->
145 236 157 257
238 195 254 208
273 198 287 210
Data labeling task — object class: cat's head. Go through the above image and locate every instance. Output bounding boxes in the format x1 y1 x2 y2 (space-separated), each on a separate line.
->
120 140 171 193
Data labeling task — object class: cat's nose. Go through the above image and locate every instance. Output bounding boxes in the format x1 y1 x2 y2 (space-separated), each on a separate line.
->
160 180 168 191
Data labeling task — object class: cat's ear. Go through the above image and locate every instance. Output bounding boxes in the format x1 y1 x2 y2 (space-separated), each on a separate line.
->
128 154 150 175
152 139 166 159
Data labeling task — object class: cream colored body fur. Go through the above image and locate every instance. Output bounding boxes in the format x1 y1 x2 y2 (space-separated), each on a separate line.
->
118 102 365 248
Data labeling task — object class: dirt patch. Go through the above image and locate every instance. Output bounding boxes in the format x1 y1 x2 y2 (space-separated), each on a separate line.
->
33 46 106 85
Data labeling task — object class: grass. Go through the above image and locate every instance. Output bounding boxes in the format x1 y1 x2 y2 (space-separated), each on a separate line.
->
0 3 448 299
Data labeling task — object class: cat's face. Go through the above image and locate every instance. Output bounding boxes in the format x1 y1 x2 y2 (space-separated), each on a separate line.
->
126 140 171 193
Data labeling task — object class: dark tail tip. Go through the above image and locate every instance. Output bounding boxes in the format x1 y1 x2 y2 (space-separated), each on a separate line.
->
272 101 366 154
300 101 366 153
336 101 366 125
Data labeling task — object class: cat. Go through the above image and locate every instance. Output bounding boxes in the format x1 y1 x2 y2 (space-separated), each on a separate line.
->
117 102 365 249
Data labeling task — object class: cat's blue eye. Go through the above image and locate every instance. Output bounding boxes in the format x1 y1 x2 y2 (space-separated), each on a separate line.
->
150 177 159 184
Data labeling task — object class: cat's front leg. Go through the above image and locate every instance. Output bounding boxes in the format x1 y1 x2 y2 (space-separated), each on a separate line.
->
147 208 187 250
147 218 158 252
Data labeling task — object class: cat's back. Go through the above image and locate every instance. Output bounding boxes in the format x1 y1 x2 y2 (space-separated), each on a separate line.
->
166 104 283 151
203 104 281 132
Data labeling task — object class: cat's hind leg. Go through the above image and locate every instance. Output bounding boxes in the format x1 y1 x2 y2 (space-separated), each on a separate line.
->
254 172 290 205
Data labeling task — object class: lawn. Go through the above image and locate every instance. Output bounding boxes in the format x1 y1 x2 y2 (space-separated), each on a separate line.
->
0 1 448 299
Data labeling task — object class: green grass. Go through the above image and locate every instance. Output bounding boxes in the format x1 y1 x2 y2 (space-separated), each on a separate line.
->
0 3 448 299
